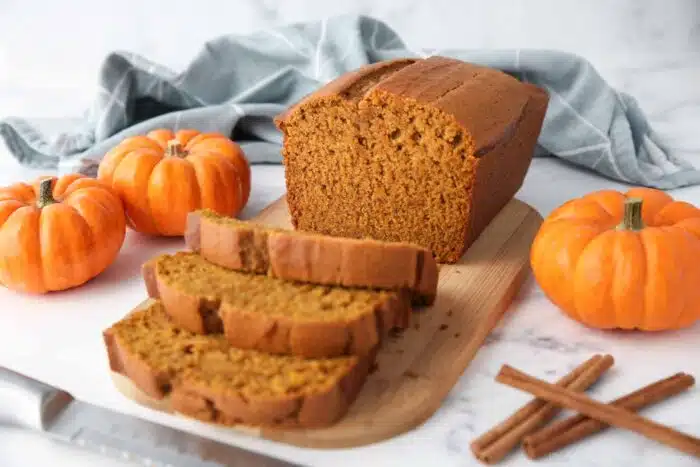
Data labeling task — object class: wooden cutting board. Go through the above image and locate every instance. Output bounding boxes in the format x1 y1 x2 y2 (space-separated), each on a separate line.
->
112 195 543 449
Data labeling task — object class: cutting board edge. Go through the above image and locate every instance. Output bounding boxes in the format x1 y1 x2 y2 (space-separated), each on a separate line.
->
108 196 543 449
109 261 534 450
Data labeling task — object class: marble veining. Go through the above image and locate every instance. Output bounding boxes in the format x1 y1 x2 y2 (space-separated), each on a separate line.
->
486 328 607 355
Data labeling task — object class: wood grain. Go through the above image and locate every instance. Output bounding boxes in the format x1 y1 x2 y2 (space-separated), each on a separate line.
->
112 195 543 449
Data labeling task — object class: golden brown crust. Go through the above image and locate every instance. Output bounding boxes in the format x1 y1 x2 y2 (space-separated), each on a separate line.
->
141 259 160 300
187 210 438 305
103 327 171 399
103 305 372 428
372 56 537 158
461 84 549 251
144 254 412 358
218 288 409 359
143 258 223 335
274 58 417 130
169 354 371 428
276 56 549 264
416 250 439 304
276 56 542 160
184 211 202 252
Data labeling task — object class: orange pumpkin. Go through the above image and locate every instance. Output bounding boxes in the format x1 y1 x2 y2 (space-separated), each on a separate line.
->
0 174 126 294
97 129 251 236
531 188 700 331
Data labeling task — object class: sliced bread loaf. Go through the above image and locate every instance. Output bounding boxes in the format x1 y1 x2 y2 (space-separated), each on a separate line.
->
275 56 549 263
104 301 369 428
185 209 438 305
143 252 411 358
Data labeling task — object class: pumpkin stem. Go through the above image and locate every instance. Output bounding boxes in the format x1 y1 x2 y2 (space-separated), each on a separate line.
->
36 178 57 209
618 197 645 231
165 139 187 158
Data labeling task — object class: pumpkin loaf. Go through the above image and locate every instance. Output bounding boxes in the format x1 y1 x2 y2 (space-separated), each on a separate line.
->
104 301 369 428
185 209 438 305
143 252 411 358
276 56 549 263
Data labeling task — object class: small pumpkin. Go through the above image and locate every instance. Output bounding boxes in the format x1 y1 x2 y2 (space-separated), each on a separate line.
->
530 187 700 331
97 129 251 236
0 174 126 294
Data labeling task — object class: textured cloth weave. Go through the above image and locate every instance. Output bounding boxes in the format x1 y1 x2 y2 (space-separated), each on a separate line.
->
1 14 698 188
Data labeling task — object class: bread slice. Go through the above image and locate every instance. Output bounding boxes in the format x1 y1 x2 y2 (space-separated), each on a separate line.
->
142 252 411 358
103 301 370 428
185 209 438 305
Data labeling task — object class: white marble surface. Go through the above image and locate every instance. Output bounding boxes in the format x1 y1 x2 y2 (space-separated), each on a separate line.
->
1 1 700 466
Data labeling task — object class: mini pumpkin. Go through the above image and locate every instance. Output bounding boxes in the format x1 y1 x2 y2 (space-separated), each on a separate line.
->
97 129 251 236
0 174 126 294
530 187 700 331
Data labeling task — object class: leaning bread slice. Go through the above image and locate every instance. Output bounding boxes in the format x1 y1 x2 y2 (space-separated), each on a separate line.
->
185 209 438 305
104 300 369 428
143 252 411 358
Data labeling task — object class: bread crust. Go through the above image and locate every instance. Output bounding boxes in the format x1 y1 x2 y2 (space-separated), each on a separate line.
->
169 354 370 428
104 326 172 399
461 83 549 253
274 58 417 129
275 56 550 264
103 307 372 428
186 210 438 305
142 255 411 358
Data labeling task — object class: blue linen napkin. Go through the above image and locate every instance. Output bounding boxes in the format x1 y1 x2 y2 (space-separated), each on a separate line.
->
1 14 698 189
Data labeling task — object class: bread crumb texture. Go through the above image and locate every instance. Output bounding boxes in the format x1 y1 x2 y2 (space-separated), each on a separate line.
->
111 302 358 398
157 251 400 321
283 92 471 262
279 56 548 263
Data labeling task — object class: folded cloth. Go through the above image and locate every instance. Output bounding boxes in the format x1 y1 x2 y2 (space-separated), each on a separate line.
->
1 14 698 189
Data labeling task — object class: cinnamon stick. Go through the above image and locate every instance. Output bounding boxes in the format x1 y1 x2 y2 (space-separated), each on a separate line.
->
496 365 700 458
522 372 695 459
470 354 614 464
